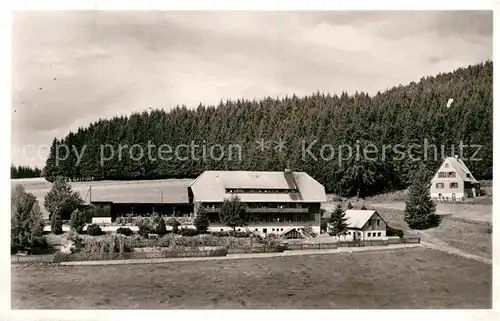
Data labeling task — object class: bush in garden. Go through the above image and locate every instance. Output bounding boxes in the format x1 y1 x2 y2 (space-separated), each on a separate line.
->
115 217 127 226
137 217 152 237
177 227 199 237
151 214 167 235
77 235 133 260
165 217 180 234
228 230 252 238
211 231 230 237
86 223 103 236
116 227 134 236
386 226 404 238
255 234 283 248
194 207 210 233
69 209 87 233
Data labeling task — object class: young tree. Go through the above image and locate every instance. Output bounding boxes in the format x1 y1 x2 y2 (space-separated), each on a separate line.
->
69 209 87 233
194 206 210 233
50 212 63 234
44 177 83 234
404 165 441 229
328 203 348 236
219 196 249 232
11 185 45 253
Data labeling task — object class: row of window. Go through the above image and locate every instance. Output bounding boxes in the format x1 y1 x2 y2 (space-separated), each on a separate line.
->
346 231 382 237
435 182 458 189
207 213 314 223
203 203 305 209
221 228 286 233
225 188 299 194
437 171 456 178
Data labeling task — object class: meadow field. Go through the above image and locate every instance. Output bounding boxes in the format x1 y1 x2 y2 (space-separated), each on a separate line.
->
368 202 492 223
11 247 491 309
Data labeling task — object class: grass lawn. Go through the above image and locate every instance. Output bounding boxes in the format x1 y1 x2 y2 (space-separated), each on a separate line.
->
368 201 492 223
370 207 492 259
12 247 491 309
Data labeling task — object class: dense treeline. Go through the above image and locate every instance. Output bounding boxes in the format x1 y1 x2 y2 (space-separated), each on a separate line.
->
43 61 493 196
11 165 42 179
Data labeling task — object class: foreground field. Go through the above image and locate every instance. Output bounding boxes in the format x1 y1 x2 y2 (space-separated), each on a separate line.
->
12 247 491 309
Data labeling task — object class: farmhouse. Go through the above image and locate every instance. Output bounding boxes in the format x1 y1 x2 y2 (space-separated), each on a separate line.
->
188 169 326 235
80 183 193 223
430 156 480 201
327 209 387 241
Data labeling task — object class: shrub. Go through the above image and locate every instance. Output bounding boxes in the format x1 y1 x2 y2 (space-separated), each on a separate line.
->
228 230 252 238
178 227 199 237
69 209 87 233
66 230 84 247
256 234 283 248
194 207 210 233
386 226 404 238
211 231 229 237
116 227 134 236
165 217 180 234
50 212 63 234
11 185 46 253
115 217 127 226
137 217 152 237
44 177 83 221
151 214 167 236
86 223 103 236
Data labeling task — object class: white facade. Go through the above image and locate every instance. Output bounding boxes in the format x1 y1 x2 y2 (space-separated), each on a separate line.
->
334 229 387 241
207 225 320 236
430 157 479 201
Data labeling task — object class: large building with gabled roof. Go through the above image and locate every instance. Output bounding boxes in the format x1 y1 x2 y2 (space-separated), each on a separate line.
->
430 156 480 201
188 169 326 235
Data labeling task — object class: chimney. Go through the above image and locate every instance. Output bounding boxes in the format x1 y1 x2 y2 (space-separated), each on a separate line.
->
284 168 292 173
454 155 459 160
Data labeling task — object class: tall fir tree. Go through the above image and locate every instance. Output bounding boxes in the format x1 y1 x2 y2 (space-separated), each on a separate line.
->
404 164 441 229
41 61 492 196
328 203 348 236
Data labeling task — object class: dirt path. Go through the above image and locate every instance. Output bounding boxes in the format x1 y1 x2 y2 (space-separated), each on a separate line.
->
59 244 421 266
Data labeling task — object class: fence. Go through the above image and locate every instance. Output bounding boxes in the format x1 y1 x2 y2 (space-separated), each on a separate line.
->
285 237 420 251
13 237 421 264
284 243 339 251
53 247 229 263
227 246 285 254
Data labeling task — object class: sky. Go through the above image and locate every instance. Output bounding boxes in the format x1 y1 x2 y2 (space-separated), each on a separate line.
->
11 10 492 167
